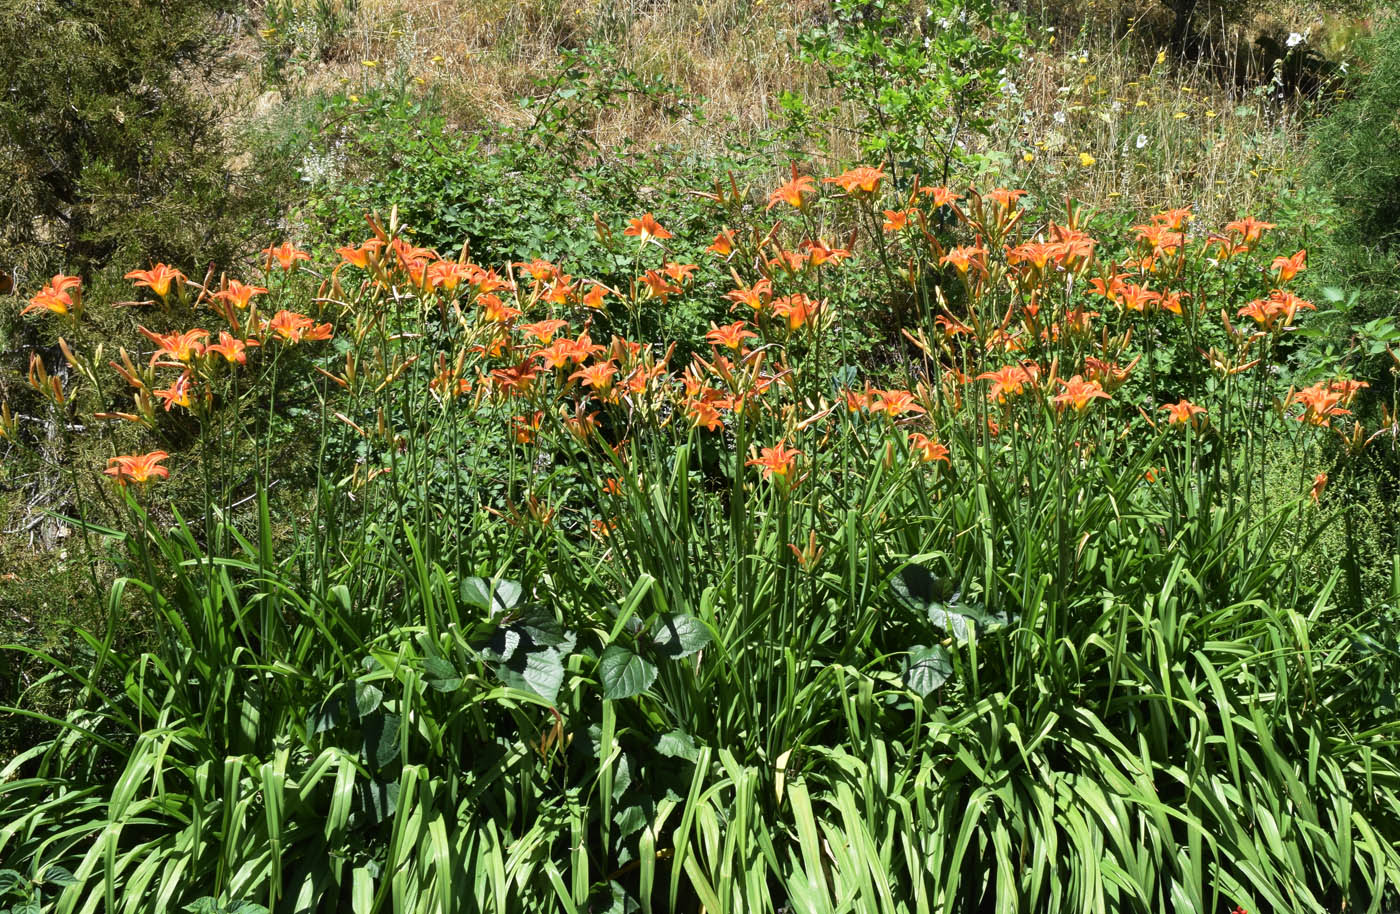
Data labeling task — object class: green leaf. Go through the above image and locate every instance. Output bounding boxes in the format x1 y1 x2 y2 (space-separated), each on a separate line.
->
903 645 953 697
520 649 566 703
362 712 401 771
615 802 649 839
514 606 574 650
494 646 566 703
461 577 523 614
421 655 462 692
38 865 76 887
890 564 956 612
354 680 383 718
350 780 400 827
599 646 658 700
656 729 699 763
651 614 711 659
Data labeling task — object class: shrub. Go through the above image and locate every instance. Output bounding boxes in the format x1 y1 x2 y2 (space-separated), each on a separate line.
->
1300 16 1400 392
0 0 247 285
784 0 1028 184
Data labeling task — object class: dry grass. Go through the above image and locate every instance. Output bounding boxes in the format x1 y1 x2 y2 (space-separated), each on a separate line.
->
286 0 835 152
986 30 1310 223
256 0 1377 220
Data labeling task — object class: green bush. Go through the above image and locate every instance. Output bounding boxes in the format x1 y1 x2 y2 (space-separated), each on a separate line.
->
784 0 1028 185
1301 17 1400 390
0 0 247 284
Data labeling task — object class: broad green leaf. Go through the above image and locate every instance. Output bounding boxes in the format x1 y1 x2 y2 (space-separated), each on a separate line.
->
362 712 401 771
656 729 699 763
421 655 462 692
903 645 953 697
651 614 711 660
461 577 523 614
599 646 658 700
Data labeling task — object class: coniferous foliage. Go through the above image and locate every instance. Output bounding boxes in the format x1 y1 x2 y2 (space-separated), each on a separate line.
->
0 0 244 284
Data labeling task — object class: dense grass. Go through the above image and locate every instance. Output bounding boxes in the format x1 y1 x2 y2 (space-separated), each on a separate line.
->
4 175 1400 910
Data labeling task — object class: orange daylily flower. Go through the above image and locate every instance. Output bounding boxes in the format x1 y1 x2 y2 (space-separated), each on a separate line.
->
22 274 82 318
577 283 607 310
984 188 1027 212
262 242 312 271
540 274 578 305
212 279 268 311
771 294 820 330
514 258 558 282
978 364 1037 403
941 244 988 277
870 389 926 418
685 399 724 432
563 407 601 443
479 294 524 323
1287 382 1351 427
623 213 673 243
1272 249 1306 282
471 333 512 359
934 314 974 337
1237 290 1315 331
1224 216 1275 245
705 321 758 350
799 238 852 267
1132 222 1185 254
663 262 699 283
490 361 540 395
1152 206 1192 230
1161 399 1207 427
336 239 385 269
1328 378 1369 406
139 326 208 363
1160 290 1190 315
520 319 570 345
570 361 619 393
1052 375 1110 412
392 239 441 267
725 278 772 312
824 165 885 196
265 310 333 343
906 432 950 464
512 411 543 445
746 440 802 479
125 264 187 299
1310 472 1327 503
428 261 474 293
206 332 258 365
154 372 195 411
882 209 911 232
104 451 170 486
766 165 817 211
707 229 736 257
1118 283 1161 313
429 362 472 399
640 270 684 302
1083 356 1138 393
533 340 579 370
921 186 961 209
